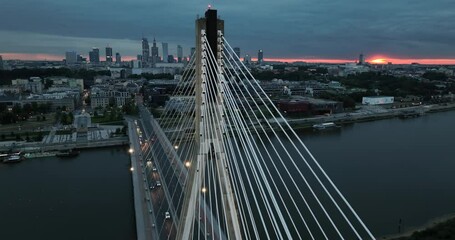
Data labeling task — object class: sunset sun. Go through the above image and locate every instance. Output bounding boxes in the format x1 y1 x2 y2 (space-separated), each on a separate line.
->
370 58 388 64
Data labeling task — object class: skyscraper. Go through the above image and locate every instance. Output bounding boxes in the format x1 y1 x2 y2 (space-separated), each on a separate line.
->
177 45 183 63
0 55 3 70
89 48 100 63
142 38 150 65
257 49 263 64
244 54 251 64
65 51 78 64
359 53 365 65
116 53 121 64
233 47 240 59
105 46 113 63
162 43 169 63
151 38 159 65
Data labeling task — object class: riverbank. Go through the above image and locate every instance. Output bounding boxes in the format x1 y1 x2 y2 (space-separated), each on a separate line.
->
380 213 455 239
282 102 455 130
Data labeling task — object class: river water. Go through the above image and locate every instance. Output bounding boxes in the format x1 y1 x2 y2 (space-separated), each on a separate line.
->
1 111 455 239
0 147 136 240
298 110 455 237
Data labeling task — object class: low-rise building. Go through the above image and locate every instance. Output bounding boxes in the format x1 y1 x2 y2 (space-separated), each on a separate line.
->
362 96 394 105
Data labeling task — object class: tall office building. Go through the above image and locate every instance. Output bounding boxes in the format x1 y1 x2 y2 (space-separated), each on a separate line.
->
0 55 3 70
89 48 100 63
115 53 121 64
244 54 251 64
65 51 78 64
233 47 240 59
359 53 365 65
105 46 113 63
151 38 159 65
162 43 169 63
177 45 183 63
142 38 150 65
257 49 263 64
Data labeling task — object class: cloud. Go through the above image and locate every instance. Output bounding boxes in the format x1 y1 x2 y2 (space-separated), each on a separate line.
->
1 0 455 59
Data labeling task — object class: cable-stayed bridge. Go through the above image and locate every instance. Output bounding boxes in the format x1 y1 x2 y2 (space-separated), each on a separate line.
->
128 8 374 240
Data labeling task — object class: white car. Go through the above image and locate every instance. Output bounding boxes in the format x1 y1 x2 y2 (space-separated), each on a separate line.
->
165 211 171 220
156 181 161 187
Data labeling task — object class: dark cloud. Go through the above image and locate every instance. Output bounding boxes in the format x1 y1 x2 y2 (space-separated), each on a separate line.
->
1 0 455 59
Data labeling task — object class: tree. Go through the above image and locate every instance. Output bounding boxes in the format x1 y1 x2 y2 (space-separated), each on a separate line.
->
68 112 74 124
36 116 41 121
34 132 43 142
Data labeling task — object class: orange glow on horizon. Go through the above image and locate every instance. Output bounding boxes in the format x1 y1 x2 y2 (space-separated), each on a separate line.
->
3 52 455 65
370 58 388 64
260 57 455 65
1 53 63 61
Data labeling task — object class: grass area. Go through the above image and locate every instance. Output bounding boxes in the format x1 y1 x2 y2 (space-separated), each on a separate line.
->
56 129 74 135
0 131 50 142
0 113 55 134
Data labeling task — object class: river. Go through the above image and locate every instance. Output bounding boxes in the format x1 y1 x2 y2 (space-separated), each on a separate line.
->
0 147 136 240
1 111 455 239
299 110 455 237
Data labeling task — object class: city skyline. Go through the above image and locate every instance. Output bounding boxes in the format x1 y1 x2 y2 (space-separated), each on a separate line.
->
1 0 455 64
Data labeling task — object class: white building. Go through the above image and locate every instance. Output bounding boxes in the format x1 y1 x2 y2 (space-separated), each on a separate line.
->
362 96 394 105
73 112 92 132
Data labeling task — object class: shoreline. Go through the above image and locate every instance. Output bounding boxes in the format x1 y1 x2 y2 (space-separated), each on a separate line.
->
379 213 455 239
282 102 455 130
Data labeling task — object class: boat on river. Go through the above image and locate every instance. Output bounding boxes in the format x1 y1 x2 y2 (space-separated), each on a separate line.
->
56 149 80 158
312 122 340 130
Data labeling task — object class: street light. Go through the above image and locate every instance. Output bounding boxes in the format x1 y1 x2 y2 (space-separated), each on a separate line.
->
174 145 179 150
130 167 134 171
185 161 191 168
128 148 134 154
202 187 207 193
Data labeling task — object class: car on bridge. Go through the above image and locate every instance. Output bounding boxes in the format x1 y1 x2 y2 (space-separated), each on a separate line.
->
165 211 171 220
156 181 161 187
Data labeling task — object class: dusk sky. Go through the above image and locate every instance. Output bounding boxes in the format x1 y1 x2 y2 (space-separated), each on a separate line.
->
1 0 455 63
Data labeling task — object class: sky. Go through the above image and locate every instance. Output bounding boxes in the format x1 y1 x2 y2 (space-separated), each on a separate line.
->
1 0 455 63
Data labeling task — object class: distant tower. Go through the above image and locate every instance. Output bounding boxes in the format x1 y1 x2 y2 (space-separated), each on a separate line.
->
0 55 3 70
177 45 183 63
65 51 78 64
244 54 252 64
233 47 240 59
142 38 150 66
89 48 100 63
105 46 113 63
115 53 121 64
151 38 159 65
162 43 169 63
258 49 264 64
359 53 365 65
